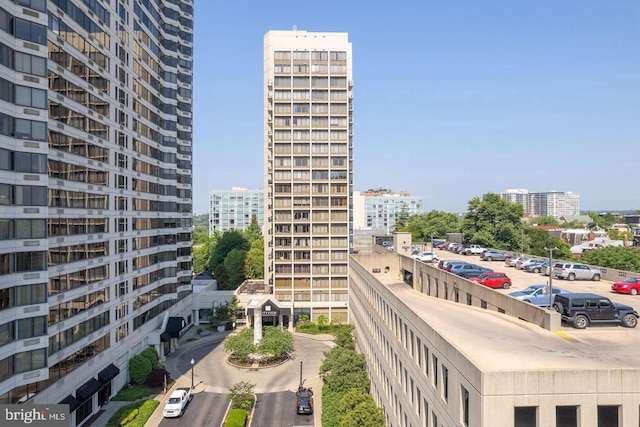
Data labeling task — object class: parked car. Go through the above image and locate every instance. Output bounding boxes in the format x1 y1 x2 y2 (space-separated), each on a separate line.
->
517 258 544 270
481 250 510 261
450 263 493 278
163 387 192 418
469 272 512 289
296 387 314 414
509 284 571 307
505 256 529 268
412 251 439 262
463 244 487 255
553 263 602 281
445 261 470 272
553 293 639 329
524 261 549 274
611 277 640 295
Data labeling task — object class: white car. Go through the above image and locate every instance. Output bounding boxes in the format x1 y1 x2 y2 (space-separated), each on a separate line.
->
412 251 439 262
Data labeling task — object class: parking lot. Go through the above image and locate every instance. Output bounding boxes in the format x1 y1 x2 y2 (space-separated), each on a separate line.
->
432 248 640 333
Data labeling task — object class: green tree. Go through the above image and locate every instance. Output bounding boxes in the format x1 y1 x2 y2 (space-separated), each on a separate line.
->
140 347 160 369
244 238 264 279
223 328 256 358
244 214 262 243
257 326 294 357
525 227 573 260
228 381 255 411
333 325 355 350
223 248 247 289
462 193 524 251
531 215 560 226
317 315 329 331
129 354 153 385
586 211 616 228
340 399 385 427
211 230 249 271
192 226 209 245
192 214 209 228
320 347 370 393
581 246 640 272
406 210 461 242
337 389 370 425
607 229 633 242
393 203 410 232
214 264 229 288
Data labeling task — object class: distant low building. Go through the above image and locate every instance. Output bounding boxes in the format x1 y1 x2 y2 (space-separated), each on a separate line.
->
560 228 607 246
501 189 580 219
353 188 424 235
570 238 625 258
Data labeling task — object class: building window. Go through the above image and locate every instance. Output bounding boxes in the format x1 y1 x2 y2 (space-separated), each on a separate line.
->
598 405 619 427
461 386 469 426
556 406 578 427
432 355 438 388
442 365 449 401
514 407 537 427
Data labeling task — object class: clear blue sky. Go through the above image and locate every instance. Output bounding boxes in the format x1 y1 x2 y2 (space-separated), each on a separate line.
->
192 0 639 215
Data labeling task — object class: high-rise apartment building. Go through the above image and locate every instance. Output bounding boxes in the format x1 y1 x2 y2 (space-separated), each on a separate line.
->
501 189 580 219
209 187 264 235
0 1 193 423
264 30 353 323
353 188 424 235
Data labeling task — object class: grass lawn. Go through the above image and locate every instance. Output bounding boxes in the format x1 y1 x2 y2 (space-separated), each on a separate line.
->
111 385 152 401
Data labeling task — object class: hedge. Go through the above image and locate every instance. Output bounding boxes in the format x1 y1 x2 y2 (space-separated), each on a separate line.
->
224 408 247 427
106 400 159 427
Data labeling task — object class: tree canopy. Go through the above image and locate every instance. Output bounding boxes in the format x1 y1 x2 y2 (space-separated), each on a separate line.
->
581 246 640 272
406 210 461 242
462 193 524 250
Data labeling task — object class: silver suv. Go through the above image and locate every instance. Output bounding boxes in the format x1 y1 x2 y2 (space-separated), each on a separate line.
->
553 263 602 281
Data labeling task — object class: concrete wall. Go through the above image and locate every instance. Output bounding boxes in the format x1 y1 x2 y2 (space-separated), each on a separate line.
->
356 252 560 331
350 255 640 427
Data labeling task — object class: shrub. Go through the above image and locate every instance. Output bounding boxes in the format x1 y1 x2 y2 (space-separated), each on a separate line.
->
119 408 138 426
125 400 160 427
229 381 255 411
224 408 248 427
197 328 203 335
128 355 152 385
146 368 170 387
111 385 151 401
140 347 160 368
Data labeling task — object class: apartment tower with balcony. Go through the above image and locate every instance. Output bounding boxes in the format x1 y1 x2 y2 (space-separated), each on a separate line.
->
264 30 353 323
0 0 193 424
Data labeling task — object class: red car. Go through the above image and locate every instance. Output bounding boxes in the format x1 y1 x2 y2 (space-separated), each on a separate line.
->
611 277 640 295
469 272 512 289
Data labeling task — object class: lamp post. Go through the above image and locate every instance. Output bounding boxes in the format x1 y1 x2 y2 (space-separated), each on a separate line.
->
521 226 525 255
190 358 195 390
430 233 434 264
544 247 558 309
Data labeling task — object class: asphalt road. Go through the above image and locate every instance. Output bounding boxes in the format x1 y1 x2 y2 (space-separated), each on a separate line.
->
156 333 330 427
432 248 640 332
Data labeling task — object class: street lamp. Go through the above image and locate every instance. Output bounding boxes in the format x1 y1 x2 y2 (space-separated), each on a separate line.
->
544 247 558 309
190 358 195 390
430 233 434 264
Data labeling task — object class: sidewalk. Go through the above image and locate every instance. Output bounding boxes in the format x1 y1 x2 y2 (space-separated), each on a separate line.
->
86 325 217 427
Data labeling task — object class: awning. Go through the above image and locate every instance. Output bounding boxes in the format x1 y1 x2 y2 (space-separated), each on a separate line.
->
160 331 172 342
98 364 120 384
76 378 102 402
165 317 185 338
59 394 81 412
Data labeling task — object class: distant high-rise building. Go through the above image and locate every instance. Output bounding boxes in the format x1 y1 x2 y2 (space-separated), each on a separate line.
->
353 188 424 235
0 0 193 422
209 187 264 235
264 29 353 323
501 189 580 219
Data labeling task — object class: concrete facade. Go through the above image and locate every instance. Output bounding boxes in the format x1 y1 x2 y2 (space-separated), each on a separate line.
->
353 189 424 235
350 252 640 426
208 187 264 235
501 189 581 220
263 30 353 323
0 1 193 424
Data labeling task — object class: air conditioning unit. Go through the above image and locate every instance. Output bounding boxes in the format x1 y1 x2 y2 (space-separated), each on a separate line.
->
268 80 273 87
268 116 272 122
268 129 273 135
349 92 354 99
267 92 273 98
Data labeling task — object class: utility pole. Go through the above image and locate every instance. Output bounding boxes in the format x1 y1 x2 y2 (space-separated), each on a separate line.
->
544 247 558 309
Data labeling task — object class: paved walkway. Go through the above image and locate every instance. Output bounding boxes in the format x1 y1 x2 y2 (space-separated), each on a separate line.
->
87 326 335 427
